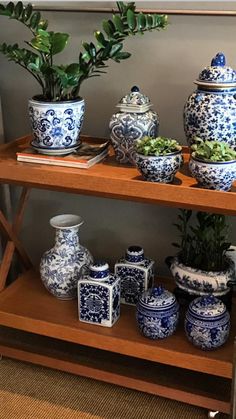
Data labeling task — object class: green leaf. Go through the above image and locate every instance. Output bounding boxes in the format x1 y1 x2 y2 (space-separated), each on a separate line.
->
6 2 14 16
113 14 125 33
114 51 131 60
14 1 23 18
137 13 146 31
38 19 48 30
66 63 81 75
22 4 32 21
110 43 123 57
94 31 107 47
102 20 115 38
29 11 41 30
50 32 69 55
127 9 136 31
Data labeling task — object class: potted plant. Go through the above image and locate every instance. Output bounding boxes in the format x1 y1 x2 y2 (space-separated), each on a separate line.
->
189 137 236 191
0 2 167 155
135 135 182 182
166 209 235 300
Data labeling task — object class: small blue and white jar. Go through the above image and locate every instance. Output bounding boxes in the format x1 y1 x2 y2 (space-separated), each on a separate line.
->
136 286 179 339
40 214 93 300
185 295 230 350
115 246 154 306
184 52 236 148
135 149 182 183
189 155 236 191
78 261 120 327
109 86 159 165
29 97 85 155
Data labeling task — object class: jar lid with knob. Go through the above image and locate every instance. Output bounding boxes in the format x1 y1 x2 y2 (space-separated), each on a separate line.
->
116 86 153 113
138 285 179 312
195 52 236 88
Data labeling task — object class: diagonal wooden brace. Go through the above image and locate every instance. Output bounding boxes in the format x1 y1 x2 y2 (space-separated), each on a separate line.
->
0 187 32 291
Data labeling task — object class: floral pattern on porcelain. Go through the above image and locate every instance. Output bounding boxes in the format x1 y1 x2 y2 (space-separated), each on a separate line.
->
184 53 236 148
40 214 93 300
29 98 85 152
136 287 179 340
185 295 230 350
189 156 236 191
169 256 234 297
135 151 182 183
78 262 120 327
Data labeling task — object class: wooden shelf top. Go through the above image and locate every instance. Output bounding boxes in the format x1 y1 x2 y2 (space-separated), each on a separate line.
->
0 269 234 379
0 135 235 214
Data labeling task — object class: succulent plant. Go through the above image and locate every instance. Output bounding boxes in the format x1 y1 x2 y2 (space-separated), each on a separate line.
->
135 136 181 156
191 137 236 162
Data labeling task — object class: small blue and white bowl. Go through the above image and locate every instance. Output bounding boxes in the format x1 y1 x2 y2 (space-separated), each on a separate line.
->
185 295 230 350
189 155 236 191
135 150 182 183
136 286 179 339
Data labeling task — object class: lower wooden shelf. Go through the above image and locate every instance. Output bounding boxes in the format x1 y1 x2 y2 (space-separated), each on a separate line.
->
0 270 234 413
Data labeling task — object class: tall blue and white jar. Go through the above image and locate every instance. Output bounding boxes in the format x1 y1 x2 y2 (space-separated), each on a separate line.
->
78 261 120 327
40 214 93 300
109 86 159 165
115 246 154 306
184 52 236 148
185 295 230 350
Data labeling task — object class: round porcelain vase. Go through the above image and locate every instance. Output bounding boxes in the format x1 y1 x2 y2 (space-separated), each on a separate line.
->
184 52 236 148
40 214 93 300
29 97 85 155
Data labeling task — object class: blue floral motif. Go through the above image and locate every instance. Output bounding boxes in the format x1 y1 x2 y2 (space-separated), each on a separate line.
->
189 157 236 191
135 151 182 183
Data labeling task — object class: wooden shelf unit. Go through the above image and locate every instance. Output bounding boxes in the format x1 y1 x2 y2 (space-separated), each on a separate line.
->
0 135 235 414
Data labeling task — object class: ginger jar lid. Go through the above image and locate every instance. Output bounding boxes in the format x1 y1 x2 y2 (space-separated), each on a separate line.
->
195 52 236 88
88 261 110 281
116 86 153 113
125 245 144 264
138 286 177 311
188 295 227 319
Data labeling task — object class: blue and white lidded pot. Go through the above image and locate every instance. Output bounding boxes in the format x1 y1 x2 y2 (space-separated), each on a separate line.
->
136 286 179 339
109 86 159 165
185 295 230 350
184 52 236 148
78 261 120 327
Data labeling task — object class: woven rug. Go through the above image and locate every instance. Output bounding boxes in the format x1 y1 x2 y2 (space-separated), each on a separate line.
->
0 358 228 419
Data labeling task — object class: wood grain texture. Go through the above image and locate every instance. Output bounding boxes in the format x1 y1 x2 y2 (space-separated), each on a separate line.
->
0 136 235 215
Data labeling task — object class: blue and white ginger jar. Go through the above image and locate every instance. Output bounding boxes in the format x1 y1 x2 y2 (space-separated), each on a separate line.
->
184 52 236 148
40 214 93 300
109 86 159 164
136 286 179 339
29 97 85 155
115 245 154 306
78 261 120 327
185 295 230 350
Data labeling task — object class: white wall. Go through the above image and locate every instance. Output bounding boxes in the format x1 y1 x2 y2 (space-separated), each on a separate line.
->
0 2 235 275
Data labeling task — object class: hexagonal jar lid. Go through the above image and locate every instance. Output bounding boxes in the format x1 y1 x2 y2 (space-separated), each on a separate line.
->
188 295 227 319
195 52 236 87
116 86 153 113
138 286 177 311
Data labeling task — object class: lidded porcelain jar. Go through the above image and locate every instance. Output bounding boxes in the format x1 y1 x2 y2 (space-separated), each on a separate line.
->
185 295 230 350
109 86 159 164
184 52 236 148
114 245 154 306
136 286 179 339
78 261 120 327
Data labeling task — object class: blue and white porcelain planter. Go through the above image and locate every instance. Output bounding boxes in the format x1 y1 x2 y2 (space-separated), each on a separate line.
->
136 286 179 340
29 97 85 155
185 295 230 350
184 53 236 148
115 246 154 306
189 155 236 191
109 86 159 165
78 261 120 327
168 256 234 297
135 150 182 183
40 214 93 300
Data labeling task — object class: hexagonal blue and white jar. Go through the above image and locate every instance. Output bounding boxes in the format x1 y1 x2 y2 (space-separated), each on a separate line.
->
115 246 154 306
184 52 236 148
78 261 120 327
185 295 230 350
109 86 159 165
136 286 179 339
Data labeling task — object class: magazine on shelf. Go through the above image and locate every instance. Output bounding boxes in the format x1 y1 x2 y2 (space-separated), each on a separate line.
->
16 139 110 169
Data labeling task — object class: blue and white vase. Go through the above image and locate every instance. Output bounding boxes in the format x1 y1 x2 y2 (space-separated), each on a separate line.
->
109 86 159 165
135 149 182 183
185 295 230 350
115 246 154 306
136 286 179 340
29 97 85 155
184 52 236 148
78 261 120 327
40 214 93 300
